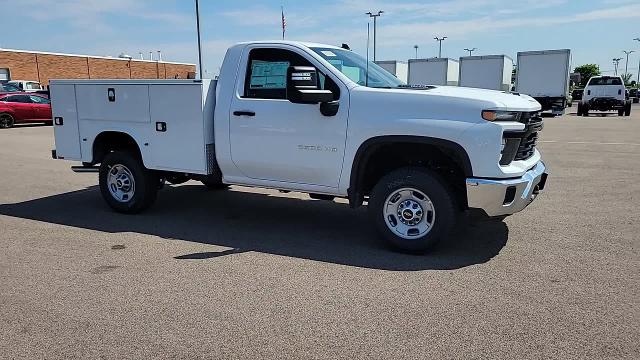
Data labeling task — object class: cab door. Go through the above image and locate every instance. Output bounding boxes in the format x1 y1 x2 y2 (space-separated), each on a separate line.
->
228 45 349 188
3 95 35 120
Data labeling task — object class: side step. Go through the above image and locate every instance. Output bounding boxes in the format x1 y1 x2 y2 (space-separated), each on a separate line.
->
71 165 99 173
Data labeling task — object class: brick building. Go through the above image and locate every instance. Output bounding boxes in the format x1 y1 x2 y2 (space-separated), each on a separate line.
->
0 49 196 86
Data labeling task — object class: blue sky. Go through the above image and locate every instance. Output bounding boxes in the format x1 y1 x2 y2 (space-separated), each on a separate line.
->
3 0 640 78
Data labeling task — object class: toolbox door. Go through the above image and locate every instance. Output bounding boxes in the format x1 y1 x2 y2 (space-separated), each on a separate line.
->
50 84 82 160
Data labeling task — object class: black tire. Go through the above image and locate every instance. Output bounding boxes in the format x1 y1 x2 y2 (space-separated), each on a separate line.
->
625 102 631 116
0 113 14 129
368 167 458 253
99 151 158 213
618 109 625 116
582 104 589 117
576 103 582 116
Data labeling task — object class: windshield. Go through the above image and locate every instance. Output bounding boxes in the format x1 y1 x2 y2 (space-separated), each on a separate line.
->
0 84 20 92
311 47 405 88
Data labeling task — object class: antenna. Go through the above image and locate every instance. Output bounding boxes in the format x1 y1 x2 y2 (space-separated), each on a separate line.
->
366 22 370 87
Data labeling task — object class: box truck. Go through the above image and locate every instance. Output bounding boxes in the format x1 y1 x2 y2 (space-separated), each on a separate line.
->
375 60 408 83
408 58 459 86
516 49 571 116
49 41 547 253
459 55 513 91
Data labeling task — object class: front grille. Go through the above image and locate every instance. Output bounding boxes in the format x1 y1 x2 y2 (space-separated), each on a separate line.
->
515 131 538 160
501 112 543 164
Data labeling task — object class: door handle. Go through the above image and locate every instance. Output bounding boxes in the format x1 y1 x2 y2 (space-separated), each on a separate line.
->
233 111 255 117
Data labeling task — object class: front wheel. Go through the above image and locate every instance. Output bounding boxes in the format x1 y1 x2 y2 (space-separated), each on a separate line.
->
368 167 457 253
99 151 158 213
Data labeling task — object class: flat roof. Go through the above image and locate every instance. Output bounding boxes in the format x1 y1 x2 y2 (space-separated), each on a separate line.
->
0 48 195 66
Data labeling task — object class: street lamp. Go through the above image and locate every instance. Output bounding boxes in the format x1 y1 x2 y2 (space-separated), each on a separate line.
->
414 45 419 59
634 38 640 84
612 58 622 75
366 11 384 61
464 47 477 56
623 50 635 78
195 0 204 79
434 36 447 58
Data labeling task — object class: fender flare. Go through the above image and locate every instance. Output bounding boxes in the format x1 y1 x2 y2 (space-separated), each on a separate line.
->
347 135 473 207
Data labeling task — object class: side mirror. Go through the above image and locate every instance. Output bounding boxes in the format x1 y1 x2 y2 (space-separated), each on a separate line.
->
287 66 334 104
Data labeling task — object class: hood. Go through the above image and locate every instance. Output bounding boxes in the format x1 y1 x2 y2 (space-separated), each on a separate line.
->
365 85 542 112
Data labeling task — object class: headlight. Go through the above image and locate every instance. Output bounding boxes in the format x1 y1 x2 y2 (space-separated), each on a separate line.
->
481 110 521 122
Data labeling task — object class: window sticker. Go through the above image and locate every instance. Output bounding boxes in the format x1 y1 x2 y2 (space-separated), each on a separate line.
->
321 50 337 57
249 60 290 89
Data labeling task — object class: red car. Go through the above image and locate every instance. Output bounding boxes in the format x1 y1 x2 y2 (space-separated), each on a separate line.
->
0 93 52 128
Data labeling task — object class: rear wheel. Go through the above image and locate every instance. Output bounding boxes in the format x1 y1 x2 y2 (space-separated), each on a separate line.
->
625 102 632 116
99 151 158 213
576 103 583 116
369 167 457 253
582 104 589 117
0 113 14 129
618 109 625 116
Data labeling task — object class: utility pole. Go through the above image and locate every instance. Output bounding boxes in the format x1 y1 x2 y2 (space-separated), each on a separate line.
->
414 45 419 59
464 47 477 56
612 58 622 75
366 11 383 61
623 50 635 77
634 38 640 84
195 0 204 79
434 36 447 58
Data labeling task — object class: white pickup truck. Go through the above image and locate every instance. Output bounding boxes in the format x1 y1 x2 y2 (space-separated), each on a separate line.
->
50 41 548 252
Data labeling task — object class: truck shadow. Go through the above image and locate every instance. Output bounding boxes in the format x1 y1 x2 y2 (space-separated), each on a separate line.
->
0 185 508 271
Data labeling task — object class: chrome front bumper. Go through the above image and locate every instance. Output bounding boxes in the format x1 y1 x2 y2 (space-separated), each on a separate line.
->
466 161 548 217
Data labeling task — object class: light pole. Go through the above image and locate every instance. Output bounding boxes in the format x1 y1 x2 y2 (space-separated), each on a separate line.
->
464 47 477 56
414 45 419 59
195 0 204 79
434 36 447 58
613 58 622 75
623 50 635 77
634 38 640 84
366 11 384 61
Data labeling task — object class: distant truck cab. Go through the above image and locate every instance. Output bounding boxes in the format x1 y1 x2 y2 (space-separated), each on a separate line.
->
578 76 631 117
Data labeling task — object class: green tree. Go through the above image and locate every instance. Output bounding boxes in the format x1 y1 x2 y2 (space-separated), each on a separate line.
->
573 64 600 87
621 73 632 86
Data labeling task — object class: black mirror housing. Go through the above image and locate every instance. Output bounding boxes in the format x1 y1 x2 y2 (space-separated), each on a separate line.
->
287 66 333 104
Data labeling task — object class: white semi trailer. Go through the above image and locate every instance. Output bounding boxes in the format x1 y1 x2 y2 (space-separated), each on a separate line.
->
459 55 513 91
408 58 459 86
375 60 408 83
516 49 571 116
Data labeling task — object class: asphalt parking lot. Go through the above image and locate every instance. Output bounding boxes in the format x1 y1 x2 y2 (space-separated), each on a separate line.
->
1 106 639 359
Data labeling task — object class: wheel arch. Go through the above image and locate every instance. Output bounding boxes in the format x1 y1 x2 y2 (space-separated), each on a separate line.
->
348 135 472 208
91 131 144 165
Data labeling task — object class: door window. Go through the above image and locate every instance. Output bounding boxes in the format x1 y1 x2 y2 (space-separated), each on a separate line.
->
26 82 41 90
29 95 50 104
2 95 32 103
243 48 340 100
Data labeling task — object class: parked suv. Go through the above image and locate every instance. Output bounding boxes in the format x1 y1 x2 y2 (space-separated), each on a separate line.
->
577 76 631 116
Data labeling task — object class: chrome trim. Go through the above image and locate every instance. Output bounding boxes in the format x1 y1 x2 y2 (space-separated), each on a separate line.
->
466 161 547 216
